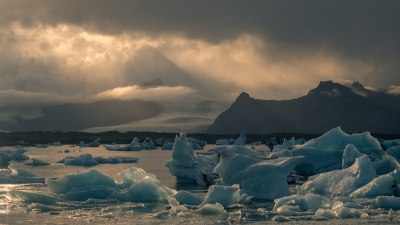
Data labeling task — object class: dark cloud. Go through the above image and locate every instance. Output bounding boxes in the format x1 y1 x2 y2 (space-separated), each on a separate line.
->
1 1 399 58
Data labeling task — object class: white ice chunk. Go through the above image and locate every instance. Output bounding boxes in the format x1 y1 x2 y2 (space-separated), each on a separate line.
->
215 154 303 200
314 209 338 219
79 137 101 147
302 127 382 152
342 144 365 169
351 169 400 198
27 158 50 166
46 169 118 194
166 133 217 185
273 193 332 212
170 133 194 167
234 131 247 145
194 203 226 215
334 206 362 218
201 184 242 208
374 196 400 210
302 156 376 197
173 190 203 206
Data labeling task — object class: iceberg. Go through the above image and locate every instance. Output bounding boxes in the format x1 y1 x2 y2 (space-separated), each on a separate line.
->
166 133 217 185
216 139 229 145
201 184 244 208
0 148 29 165
234 131 247 145
208 145 264 158
273 193 332 212
302 127 382 152
374 196 400 210
215 153 303 200
301 156 376 197
142 138 156 150
42 167 175 202
291 127 383 176
58 154 139 166
350 169 400 198
105 137 142 151
26 158 50 166
381 139 400 150
108 167 176 202
194 203 226 215
0 166 44 184
342 144 365 169
387 145 400 162
173 190 203 206
79 137 101 147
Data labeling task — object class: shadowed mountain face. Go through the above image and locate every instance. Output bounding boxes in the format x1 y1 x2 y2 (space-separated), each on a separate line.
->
208 81 400 134
0 100 161 131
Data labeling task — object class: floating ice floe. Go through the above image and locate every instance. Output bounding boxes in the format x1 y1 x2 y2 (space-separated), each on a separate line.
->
0 166 44 184
26 158 50 166
79 138 101 147
58 154 139 166
374 196 400 210
166 133 218 186
105 137 157 151
201 184 251 207
215 153 303 200
0 147 29 165
301 155 376 197
14 167 175 203
173 190 203 206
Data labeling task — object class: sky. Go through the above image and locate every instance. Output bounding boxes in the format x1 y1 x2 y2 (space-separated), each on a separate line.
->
0 0 399 127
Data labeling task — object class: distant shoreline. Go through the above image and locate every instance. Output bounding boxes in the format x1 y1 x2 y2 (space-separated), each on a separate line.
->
1 131 399 147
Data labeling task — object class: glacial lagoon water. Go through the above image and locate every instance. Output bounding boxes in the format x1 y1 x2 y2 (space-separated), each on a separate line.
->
0 145 396 224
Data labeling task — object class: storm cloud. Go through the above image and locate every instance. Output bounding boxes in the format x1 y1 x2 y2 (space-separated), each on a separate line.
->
0 0 399 123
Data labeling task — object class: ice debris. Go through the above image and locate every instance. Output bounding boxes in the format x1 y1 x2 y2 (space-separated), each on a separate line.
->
58 154 139 166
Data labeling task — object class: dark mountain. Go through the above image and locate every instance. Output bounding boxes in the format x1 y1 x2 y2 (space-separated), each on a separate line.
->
208 81 400 134
0 100 161 131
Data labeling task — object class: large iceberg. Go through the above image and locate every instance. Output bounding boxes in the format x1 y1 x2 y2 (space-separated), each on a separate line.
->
16 167 176 203
291 127 384 176
302 127 382 152
166 133 217 186
214 153 303 200
301 156 376 197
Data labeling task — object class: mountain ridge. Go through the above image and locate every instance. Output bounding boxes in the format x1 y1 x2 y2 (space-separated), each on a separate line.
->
208 80 400 134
